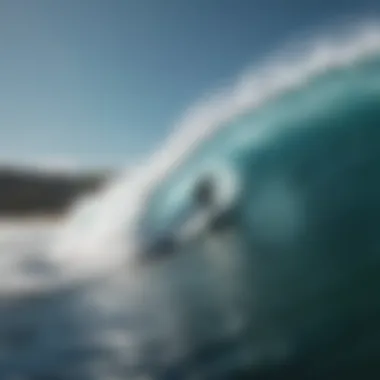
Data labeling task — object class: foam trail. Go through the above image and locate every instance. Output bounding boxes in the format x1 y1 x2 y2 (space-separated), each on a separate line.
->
51 22 380 279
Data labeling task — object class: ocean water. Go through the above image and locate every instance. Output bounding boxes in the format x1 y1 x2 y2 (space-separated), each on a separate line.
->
2 23 380 379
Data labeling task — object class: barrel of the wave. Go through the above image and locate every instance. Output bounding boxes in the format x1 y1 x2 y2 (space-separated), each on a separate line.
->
135 53 380 378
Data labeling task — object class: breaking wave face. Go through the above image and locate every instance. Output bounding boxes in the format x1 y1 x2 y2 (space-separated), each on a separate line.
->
3 22 380 379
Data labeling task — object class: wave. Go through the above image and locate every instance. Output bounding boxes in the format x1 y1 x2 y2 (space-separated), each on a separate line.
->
51 22 380 279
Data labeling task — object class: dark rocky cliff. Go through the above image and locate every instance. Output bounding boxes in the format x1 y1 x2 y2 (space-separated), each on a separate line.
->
0 166 112 216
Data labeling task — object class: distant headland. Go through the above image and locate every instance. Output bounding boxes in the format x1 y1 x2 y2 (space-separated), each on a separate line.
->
0 165 114 217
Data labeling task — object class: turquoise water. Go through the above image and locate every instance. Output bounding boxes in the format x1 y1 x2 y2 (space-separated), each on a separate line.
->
143 53 380 236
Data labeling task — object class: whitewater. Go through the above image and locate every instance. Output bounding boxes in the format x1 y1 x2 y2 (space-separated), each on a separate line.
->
2 22 380 379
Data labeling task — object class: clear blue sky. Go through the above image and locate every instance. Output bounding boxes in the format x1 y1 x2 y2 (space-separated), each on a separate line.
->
0 0 379 168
